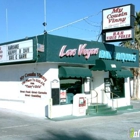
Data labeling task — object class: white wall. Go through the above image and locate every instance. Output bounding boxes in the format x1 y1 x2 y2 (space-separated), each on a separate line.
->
111 78 131 108
50 105 73 118
90 71 109 104
0 63 59 117
0 63 132 117
89 71 131 109
108 78 131 108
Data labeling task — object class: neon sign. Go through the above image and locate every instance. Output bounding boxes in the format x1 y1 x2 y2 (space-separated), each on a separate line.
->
99 50 136 62
59 44 136 62
115 52 136 62
99 50 112 59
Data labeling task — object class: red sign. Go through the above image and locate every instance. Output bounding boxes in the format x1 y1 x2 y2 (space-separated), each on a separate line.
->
105 29 133 42
60 90 66 99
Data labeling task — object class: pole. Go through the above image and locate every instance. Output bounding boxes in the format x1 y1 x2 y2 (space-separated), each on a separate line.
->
43 0 47 32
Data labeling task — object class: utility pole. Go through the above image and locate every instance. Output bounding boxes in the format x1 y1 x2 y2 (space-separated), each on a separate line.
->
6 8 8 41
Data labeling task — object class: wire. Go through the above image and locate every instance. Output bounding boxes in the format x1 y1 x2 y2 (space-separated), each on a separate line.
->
48 11 101 33
83 19 101 27
70 25 100 33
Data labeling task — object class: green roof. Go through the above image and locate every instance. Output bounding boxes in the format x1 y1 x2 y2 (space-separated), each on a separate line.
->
110 70 133 78
90 59 122 71
59 66 92 78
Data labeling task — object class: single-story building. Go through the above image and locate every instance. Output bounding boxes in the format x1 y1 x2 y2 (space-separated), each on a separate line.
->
0 33 139 118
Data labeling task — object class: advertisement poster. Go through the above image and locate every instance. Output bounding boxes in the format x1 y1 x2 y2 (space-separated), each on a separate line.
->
104 78 111 93
60 90 66 103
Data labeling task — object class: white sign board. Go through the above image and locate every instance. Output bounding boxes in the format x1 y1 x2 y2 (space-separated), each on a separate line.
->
103 5 131 30
51 79 59 88
105 29 132 41
0 40 33 63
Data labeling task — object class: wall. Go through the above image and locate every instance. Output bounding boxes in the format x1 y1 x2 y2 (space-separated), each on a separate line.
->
0 62 132 117
90 71 131 108
50 104 73 118
108 78 131 108
90 71 109 104
0 62 58 117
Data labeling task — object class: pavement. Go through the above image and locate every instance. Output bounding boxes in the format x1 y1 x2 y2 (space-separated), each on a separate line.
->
0 99 139 140
131 99 140 109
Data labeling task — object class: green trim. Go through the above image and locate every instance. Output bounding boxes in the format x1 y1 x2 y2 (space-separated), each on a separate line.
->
46 34 139 67
0 33 139 68
90 59 122 71
59 66 92 78
117 105 133 111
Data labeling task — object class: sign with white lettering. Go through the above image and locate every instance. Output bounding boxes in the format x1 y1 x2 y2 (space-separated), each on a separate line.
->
0 40 33 63
102 4 134 30
98 50 136 62
105 29 133 42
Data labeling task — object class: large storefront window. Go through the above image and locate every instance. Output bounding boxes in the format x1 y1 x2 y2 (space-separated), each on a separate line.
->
109 73 125 98
60 78 82 104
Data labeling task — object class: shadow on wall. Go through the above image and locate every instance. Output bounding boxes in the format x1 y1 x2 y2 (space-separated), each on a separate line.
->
34 130 106 140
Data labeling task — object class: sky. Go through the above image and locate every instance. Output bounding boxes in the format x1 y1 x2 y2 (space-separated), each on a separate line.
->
0 0 140 44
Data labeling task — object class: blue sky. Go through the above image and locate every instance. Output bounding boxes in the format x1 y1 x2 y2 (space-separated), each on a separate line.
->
0 0 140 44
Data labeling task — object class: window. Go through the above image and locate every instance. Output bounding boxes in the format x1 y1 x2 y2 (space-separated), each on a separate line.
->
60 78 82 104
60 78 82 94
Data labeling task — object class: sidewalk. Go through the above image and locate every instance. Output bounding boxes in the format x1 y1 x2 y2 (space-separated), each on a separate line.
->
131 99 140 109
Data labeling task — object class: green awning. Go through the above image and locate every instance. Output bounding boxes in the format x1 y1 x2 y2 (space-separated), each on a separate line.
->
90 59 121 71
59 66 92 78
110 70 133 78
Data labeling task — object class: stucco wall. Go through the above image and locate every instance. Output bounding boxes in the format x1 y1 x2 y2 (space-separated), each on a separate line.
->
0 63 132 117
0 63 59 117
90 71 131 108
90 71 109 104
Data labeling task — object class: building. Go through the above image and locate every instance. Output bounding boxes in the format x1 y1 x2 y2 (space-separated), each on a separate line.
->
0 33 138 118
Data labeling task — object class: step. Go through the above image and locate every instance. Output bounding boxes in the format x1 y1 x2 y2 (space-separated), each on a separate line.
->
89 104 108 109
88 104 108 111
86 108 97 114
87 103 117 116
87 109 117 116
88 106 112 112
97 107 112 112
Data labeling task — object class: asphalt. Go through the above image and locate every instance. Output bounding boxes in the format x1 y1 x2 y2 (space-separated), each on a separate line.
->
0 99 139 140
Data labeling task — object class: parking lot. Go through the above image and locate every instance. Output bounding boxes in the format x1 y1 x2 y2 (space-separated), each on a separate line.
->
0 100 140 140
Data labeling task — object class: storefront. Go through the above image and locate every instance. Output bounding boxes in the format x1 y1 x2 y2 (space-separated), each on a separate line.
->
0 33 138 118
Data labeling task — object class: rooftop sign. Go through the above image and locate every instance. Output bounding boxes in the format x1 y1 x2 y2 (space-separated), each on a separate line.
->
102 4 135 31
104 29 134 42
